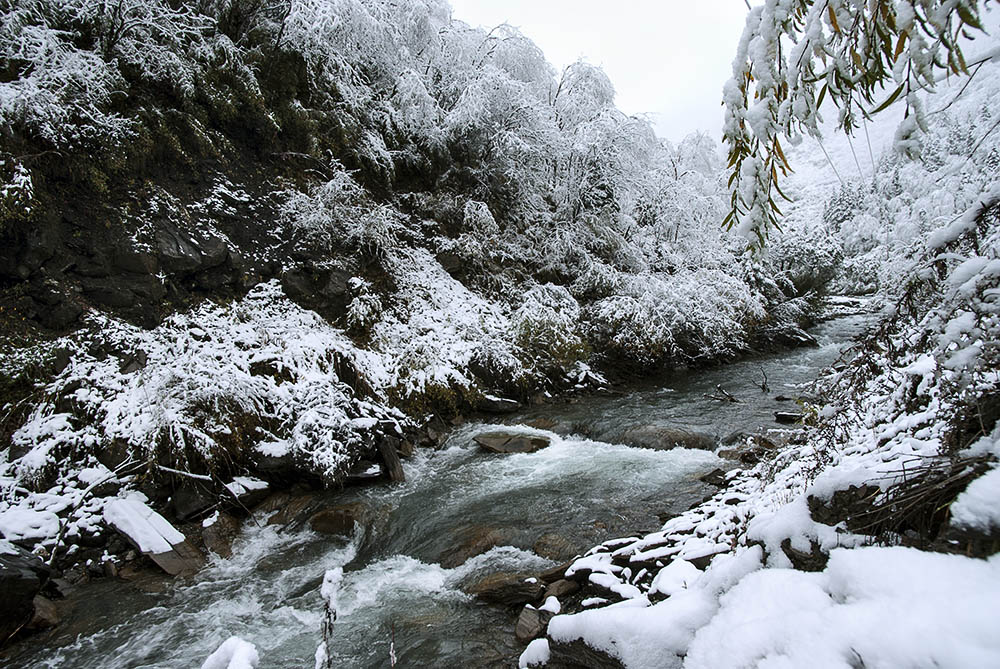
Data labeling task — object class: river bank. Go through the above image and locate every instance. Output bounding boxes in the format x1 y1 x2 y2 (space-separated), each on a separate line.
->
1 303 874 668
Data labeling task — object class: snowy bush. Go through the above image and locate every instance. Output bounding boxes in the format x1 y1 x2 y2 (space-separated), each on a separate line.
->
512 284 587 366
586 270 766 366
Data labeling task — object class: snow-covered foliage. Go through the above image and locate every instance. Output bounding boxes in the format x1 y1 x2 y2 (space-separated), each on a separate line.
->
724 0 991 248
529 186 1000 666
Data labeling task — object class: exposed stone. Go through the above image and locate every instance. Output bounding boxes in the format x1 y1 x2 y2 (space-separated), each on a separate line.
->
27 595 60 630
525 417 559 431
515 605 553 643
688 547 730 570
465 572 545 606
544 579 580 600
202 512 241 558
149 539 205 577
473 431 551 454
0 544 52 645
260 493 316 526
439 526 508 568
346 459 383 485
547 638 626 669
780 537 829 572
774 411 805 424
118 348 148 375
537 561 574 584
103 498 205 576
477 395 521 414
168 483 216 522
615 426 716 451
533 533 579 562
699 468 729 487
378 437 406 482
155 225 229 276
308 503 367 536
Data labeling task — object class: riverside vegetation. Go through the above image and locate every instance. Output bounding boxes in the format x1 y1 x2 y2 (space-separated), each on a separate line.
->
1 1 999 667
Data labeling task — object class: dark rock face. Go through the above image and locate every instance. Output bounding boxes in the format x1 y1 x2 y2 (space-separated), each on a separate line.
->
780 537 829 572
27 595 61 631
613 426 716 451
202 513 241 559
774 411 805 424
308 503 367 536
515 605 553 643
533 534 580 562
473 431 551 454
464 572 545 606
544 579 580 600
699 468 729 487
547 638 626 669
439 526 509 568
0 544 54 646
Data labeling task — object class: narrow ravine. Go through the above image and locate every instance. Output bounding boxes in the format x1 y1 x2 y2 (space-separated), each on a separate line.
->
4 305 873 669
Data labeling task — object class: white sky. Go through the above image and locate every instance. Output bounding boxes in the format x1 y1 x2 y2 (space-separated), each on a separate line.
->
447 0 750 143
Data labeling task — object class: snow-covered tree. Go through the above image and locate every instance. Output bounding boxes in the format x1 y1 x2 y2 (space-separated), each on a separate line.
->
724 0 991 249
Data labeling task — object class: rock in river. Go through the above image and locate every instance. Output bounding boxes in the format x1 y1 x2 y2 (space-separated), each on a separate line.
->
0 542 53 645
465 572 546 606
473 431 551 454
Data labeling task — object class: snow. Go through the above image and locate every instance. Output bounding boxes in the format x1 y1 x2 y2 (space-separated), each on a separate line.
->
519 638 550 668
950 467 1000 532
200 636 259 669
649 559 700 597
103 497 186 555
686 548 1000 669
538 596 561 614
224 477 269 498
0 507 61 543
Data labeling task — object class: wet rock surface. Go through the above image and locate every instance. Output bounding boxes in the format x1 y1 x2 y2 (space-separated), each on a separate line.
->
464 572 546 606
0 545 53 645
473 431 551 454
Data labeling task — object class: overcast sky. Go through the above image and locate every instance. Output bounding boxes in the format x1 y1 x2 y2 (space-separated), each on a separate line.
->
447 1 750 143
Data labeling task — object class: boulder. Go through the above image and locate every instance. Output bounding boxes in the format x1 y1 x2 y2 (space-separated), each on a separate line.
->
168 483 216 522
439 526 508 568
774 411 805 424
27 595 60 631
537 561 574 584
547 638 626 669
223 477 271 510
698 468 729 487
0 543 52 645
615 426 716 451
345 459 384 485
533 533 579 562
473 431 550 454
465 572 545 606
202 512 241 559
308 503 367 537
378 438 406 482
259 493 316 526
477 395 521 414
515 605 553 643
155 225 229 276
544 579 580 600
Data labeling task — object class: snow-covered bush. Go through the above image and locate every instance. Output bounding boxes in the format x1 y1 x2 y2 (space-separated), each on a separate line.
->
586 271 766 366
512 284 587 366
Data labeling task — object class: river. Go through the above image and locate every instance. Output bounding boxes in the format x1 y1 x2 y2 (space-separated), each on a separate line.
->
4 308 872 669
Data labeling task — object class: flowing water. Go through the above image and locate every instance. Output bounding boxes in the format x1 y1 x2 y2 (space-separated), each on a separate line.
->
3 309 872 669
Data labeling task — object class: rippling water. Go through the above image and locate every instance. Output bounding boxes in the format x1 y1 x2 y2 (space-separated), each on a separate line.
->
4 311 872 669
